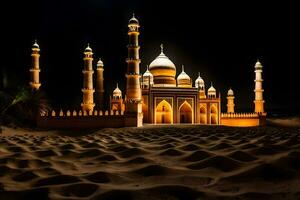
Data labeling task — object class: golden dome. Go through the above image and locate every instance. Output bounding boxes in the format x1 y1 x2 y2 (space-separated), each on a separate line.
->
149 44 176 87
177 65 191 87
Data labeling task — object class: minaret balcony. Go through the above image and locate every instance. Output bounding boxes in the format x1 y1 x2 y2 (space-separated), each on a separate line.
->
82 70 94 74
126 58 141 63
254 89 264 92
127 44 140 48
29 68 41 72
254 79 263 82
125 73 141 78
81 88 95 92
128 31 140 35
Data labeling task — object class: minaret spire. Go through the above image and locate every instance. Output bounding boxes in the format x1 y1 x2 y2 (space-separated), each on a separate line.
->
29 39 41 90
81 44 95 112
254 59 265 113
96 57 104 110
227 88 235 113
125 14 143 126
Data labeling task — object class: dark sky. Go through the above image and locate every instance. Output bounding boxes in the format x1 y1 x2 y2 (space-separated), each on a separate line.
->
1 0 299 114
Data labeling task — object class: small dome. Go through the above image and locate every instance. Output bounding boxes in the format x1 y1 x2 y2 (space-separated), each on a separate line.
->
84 44 92 53
195 72 205 88
208 86 216 92
32 40 39 49
177 65 191 86
143 68 153 78
227 88 234 96
208 82 216 93
142 66 154 86
97 58 104 66
255 59 263 69
129 13 139 24
113 83 122 97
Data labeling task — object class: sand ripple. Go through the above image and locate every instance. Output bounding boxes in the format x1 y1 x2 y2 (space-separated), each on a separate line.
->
1 125 300 199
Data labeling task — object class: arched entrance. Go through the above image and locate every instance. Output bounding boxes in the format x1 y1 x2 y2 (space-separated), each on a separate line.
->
200 106 207 124
155 100 173 124
210 105 218 124
179 101 193 123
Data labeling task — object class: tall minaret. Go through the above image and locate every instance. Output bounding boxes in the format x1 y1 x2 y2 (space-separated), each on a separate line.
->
254 60 265 113
81 44 95 112
125 14 142 113
227 88 235 113
96 58 104 110
29 40 41 90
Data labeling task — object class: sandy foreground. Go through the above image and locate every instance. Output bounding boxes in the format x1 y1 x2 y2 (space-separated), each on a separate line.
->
1 123 300 200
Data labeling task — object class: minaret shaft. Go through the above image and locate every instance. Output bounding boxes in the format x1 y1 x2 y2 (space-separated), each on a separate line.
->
96 60 104 110
227 96 235 113
29 41 41 90
126 21 141 102
81 46 95 112
254 62 265 113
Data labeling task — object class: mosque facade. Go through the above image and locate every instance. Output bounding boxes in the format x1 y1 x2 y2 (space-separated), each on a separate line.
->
31 15 266 128
140 44 221 125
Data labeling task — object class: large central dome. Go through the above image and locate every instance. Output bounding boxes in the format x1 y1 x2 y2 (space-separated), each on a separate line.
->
149 44 176 87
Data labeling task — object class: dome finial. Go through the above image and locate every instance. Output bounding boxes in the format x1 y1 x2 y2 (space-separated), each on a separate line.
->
147 64 149 70
160 44 164 53
182 65 184 72
132 13 135 18
116 83 119 88
198 72 200 77
211 81 213 87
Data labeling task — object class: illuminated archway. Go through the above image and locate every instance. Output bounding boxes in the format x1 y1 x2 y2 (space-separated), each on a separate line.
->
200 106 207 124
210 105 218 124
179 101 193 123
155 100 173 124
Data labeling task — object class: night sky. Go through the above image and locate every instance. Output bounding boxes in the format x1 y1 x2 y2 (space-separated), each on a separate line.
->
1 0 299 115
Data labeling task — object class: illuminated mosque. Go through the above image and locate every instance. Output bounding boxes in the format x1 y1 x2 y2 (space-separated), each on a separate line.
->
29 15 266 128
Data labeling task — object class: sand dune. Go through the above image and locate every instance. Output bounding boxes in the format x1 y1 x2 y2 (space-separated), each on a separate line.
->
1 125 300 200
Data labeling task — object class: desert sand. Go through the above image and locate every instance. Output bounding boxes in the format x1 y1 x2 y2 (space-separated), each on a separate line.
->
1 123 300 200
